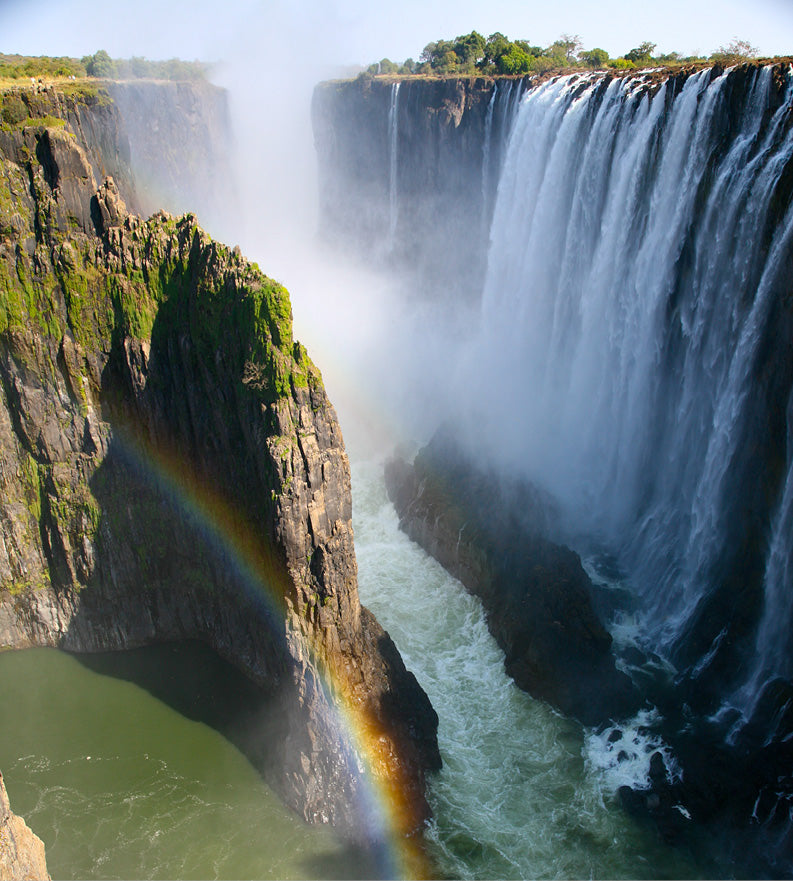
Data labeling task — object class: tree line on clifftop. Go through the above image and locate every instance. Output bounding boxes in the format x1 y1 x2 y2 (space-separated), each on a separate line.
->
366 32 762 77
0 50 208 82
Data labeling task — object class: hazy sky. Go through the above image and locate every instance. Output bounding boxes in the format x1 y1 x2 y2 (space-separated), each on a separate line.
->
2 0 793 67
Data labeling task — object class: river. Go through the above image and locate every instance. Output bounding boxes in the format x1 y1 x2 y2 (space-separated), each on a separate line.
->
0 455 735 879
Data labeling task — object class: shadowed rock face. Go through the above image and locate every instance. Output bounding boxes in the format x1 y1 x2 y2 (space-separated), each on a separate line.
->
312 76 507 301
106 80 237 226
385 430 640 728
0 772 49 881
0 82 439 840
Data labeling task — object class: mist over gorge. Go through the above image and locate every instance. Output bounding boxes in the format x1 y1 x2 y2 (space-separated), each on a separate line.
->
2 29 793 878
313 61 793 873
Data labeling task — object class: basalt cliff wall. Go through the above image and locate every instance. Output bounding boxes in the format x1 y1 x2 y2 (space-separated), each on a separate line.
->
106 80 236 226
0 81 439 841
312 76 520 301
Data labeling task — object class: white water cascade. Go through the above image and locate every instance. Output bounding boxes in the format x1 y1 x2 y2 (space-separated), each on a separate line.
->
464 65 793 715
387 82 400 250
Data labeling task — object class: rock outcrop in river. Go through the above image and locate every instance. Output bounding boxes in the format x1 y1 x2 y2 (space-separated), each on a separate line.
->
0 80 439 841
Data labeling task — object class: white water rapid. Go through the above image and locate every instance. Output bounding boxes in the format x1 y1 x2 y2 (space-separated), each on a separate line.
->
352 460 723 879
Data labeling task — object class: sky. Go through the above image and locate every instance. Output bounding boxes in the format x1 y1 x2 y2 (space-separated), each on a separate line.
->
2 0 793 68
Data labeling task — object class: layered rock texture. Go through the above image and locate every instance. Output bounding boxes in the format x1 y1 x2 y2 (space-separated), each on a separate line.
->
0 773 49 881
0 81 438 840
385 432 639 727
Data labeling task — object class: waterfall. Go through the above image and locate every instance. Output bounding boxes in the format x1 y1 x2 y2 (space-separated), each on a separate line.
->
480 84 497 239
469 65 793 712
480 80 528 242
387 82 400 250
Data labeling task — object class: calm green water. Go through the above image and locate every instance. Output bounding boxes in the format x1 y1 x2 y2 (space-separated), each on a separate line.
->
0 643 373 880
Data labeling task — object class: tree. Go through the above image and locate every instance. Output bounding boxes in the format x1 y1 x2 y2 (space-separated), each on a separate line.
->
82 49 116 78
377 58 400 74
556 33 583 64
712 39 759 63
496 44 533 75
581 47 610 68
454 31 486 66
485 32 511 57
514 40 543 58
437 50 460 74
624 41 657 64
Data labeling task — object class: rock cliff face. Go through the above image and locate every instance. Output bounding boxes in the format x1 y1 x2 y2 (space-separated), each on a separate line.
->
0 772 49 881
107 80 236 226
312 76 519 300
385 432 639 727
0 81 439 841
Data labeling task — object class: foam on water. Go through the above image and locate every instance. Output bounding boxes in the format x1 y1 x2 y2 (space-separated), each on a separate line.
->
351 459 720 879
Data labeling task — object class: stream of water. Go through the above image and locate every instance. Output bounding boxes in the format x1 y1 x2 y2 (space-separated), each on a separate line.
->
351 458 729 880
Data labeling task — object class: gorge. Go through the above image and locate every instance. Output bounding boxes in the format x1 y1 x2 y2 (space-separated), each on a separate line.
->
0 76 439 878
313 61 793 875
2 53 793 881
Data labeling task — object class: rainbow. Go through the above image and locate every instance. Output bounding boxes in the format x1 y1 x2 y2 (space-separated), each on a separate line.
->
108 425 435 880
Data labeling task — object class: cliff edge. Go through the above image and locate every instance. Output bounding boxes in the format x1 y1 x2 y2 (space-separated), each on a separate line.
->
0 81 439 846
0 773 49 881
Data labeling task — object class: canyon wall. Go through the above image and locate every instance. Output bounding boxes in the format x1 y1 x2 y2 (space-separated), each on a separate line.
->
312 75 523 301
314 62 793 869
0 80 439 842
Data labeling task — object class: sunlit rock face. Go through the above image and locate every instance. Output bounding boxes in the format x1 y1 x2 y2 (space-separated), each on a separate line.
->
0 81 439 839
0 772 49 881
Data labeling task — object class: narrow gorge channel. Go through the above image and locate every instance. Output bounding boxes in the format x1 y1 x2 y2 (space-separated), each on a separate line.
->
351 459 728 879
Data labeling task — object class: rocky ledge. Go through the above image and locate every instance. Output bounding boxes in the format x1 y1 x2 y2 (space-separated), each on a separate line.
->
0 773 49 881
385 430 639 727
0 84 439 843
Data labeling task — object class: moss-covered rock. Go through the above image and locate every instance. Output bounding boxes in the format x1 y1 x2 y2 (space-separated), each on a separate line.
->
0 81 439 845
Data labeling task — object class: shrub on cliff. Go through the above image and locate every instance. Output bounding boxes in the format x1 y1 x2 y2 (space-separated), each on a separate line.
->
0 53 86 80
83 49 116 78
624 41 657 64
710 39 759 64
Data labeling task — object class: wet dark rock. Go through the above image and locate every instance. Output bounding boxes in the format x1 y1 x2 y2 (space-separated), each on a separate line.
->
312 76 512 301
385 430 641 727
